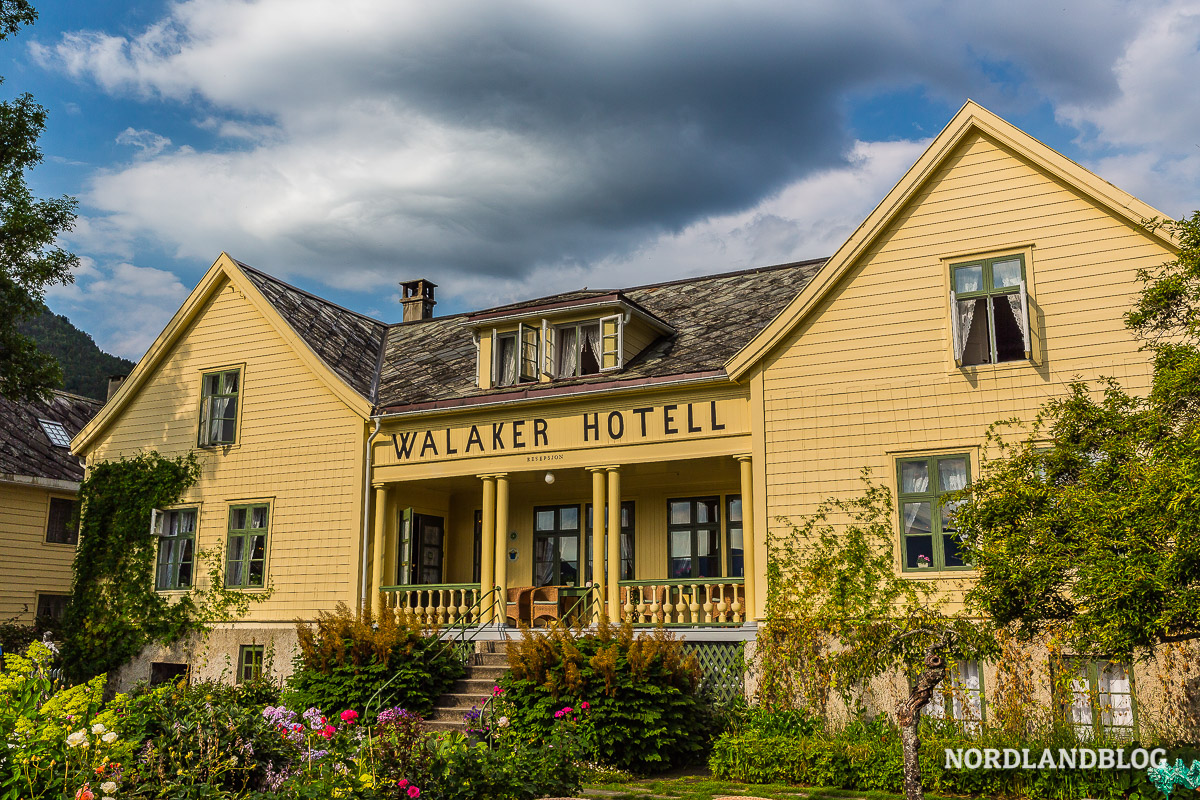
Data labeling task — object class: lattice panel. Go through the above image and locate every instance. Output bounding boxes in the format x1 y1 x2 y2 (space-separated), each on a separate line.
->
685 642 745 703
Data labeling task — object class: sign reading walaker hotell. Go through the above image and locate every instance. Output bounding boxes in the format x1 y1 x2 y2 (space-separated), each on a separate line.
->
386 398 745 463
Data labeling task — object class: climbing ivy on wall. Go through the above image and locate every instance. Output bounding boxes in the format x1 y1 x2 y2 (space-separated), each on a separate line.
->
60 451 267 683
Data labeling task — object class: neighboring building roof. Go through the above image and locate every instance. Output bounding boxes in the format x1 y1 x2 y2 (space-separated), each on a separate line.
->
374 258 825 412
0 391 102 484
235 261 389 402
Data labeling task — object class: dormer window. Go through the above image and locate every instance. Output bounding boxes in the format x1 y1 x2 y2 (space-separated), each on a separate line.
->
494 323 540 386
554 315 622 378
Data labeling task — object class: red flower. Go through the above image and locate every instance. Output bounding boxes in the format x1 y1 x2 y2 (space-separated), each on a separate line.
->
407 786 421 798
320 724 336 739
339 709 359 725
75 785 94 800
581 701 590 710
397 779 409 788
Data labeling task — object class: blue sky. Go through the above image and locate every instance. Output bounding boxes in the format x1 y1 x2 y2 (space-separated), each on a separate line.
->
4 1 1199 360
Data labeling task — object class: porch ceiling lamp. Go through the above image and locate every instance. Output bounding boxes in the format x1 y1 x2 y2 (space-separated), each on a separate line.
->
544 471 555 484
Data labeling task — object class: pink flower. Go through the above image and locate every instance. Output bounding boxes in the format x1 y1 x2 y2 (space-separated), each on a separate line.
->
320 724 336 739
397 779 409 788
492 685 503 696
75 785 94 800
339 709 358 725
562 706 573 714
553 710 564 719
581 701 590 710
407 786 420 798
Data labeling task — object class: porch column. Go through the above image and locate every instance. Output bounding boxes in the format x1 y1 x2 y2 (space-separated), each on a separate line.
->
736 455 757 621
479 475 497 624
494 474 510 625
370 484 388 619
606 467 622 624
588 467 607 624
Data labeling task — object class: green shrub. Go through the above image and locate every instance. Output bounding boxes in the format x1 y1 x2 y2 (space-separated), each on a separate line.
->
498 619 709 774
284 602 464 718
709 710 1180 800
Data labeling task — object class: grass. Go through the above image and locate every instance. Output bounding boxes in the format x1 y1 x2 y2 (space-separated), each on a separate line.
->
580 771 963 800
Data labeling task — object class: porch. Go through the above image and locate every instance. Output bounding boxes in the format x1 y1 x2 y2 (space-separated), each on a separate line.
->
368 455 758 633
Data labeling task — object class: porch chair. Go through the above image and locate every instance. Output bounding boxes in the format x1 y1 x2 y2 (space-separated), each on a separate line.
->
505 586 533 627
530 586 561 627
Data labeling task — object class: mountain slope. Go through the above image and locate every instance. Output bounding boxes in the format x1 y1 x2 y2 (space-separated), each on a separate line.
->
17 306 136 401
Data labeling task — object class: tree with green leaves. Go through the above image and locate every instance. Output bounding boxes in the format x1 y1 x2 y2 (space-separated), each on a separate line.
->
0 0 80 402
764 472 997 800
957 212 1200 661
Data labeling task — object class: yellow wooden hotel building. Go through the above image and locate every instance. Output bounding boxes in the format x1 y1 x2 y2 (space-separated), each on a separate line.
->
70 102 1178 723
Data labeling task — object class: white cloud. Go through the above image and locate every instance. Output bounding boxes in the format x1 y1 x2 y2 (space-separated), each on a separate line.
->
45 258 191 359
115 127 172 157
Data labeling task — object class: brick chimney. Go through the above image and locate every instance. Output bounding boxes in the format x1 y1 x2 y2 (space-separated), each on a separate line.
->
106 374 127 400
400 279 437 322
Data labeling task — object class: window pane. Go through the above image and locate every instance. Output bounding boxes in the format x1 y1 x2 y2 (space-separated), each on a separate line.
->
559 536 579 585
670 557 692 579
536 510 555 531
579 323 600 375
697 499 718 524
232 508 247 530
1099 663 1134 729
698 529 719 578
560 506 579 530
206 374 221 395
938 458 969 492
727 496 742 523
991 258 1022 289
942 534 967 568
940 499 962 531
251 506 267 529
903 535 934 569
954 265 984 294
728 526 744 578
991 295 1025 362
959 297 991 366
178 539 194 588
902 502 931 535
669 501 691 525
535 537 555 586
900 461 929 494
670 529 692 558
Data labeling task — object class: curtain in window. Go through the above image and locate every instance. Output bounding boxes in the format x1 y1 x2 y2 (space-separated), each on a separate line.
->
1098 663 1133 728
901 462 930 531
938 458 968 492
954 661 983 729
1006 292 1030 352
209 396 231 441
581 324 601 366
498 338 518 386
1068 668 1094 735
955 299 977 361
558 327 579 377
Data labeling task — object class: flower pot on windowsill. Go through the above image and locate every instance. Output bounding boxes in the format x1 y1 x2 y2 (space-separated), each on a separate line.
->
916 561 931 569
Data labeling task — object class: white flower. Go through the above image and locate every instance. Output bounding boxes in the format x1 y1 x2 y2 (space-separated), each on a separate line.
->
91 723 106 735
103 797 116 800
102 732 117 743
100 781 118 793
66 731 88 748
497 716 510 728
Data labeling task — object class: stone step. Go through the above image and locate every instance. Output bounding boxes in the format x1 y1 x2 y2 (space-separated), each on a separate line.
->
435 692 490 709
470 651 509 666
448 677 503 695
465 664 506 680
423 718 465 732
429 705 481 722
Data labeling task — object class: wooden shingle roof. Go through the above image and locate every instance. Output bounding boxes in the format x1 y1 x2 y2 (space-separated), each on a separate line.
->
0 392 101 483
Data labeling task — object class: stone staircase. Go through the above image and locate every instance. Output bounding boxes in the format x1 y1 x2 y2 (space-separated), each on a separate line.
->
425 640 509 732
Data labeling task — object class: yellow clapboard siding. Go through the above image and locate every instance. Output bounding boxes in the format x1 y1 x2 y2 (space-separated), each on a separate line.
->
0 484 77 623
758 129 1173 608
87 276 367 624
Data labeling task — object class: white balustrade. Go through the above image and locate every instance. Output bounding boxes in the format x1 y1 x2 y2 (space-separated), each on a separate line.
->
619 581 745 625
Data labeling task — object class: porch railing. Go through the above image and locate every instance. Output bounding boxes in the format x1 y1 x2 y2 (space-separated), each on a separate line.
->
618 578 745 626
380 583 486 627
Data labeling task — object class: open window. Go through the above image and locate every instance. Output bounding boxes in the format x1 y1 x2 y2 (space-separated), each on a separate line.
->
949 255 1030 367
493 323 540 386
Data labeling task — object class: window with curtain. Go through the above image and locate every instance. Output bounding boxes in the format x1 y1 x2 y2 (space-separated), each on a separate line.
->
555 321 603 377
667 497 720 579
1063 659 1136 740
585 501 635 582
226 503 268 588
534 505 581 586
896 454 970 571
726 495 743 577
199 368 240 445
926 660 984 733
45 497 79 544
155 507 198 590
495 332 518 386
950 254 1030 367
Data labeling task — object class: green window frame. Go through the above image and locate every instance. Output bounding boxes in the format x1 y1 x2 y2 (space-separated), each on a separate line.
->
950 254 1030 366
926 659 985 732
155 507 198 590
534 504 581 586
225 503 268 588
668 497 720 579
238 644 264 683
726 495 743 578
199 368 240 446
1061 659 1137 740
897 454 971 571
45 497 79 545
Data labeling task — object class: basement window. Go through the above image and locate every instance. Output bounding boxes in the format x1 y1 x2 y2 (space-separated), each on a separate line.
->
950 255 1030 367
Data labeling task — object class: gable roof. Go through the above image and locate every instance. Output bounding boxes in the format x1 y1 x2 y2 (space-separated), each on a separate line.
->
375 259 824 413
724 99 1179 380
234 261 387 401
0 391 101 485
73 254 380 453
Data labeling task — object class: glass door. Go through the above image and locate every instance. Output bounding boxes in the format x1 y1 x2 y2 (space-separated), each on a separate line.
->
534 505 581 586
415 514 445 585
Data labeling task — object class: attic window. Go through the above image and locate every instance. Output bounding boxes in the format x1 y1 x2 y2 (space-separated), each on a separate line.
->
493 323 540 387
554 315 622 378
39 419 72 448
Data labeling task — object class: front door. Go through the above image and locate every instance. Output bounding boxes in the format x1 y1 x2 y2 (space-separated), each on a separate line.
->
534 504 580 586
399 509 445 585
